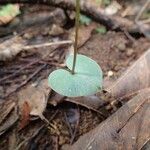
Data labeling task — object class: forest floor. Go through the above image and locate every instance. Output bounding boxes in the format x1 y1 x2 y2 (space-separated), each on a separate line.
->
0 0 150 150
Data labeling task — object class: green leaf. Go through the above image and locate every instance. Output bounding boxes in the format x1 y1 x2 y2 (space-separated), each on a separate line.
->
0 4 20 25
103 0 111 6
80 14 92 25
48 54 103 97
95 27 107 34
96 0 102 5
0 4 20 17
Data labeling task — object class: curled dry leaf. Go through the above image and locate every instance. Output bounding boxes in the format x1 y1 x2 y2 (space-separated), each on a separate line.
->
18 79 51 118
68 88 150 150
106 48 150 100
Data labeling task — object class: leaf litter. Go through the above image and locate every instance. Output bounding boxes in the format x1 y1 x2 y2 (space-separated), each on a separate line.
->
18 79 51 128
1 1 149 149
68 88 150 150
106 48 150 100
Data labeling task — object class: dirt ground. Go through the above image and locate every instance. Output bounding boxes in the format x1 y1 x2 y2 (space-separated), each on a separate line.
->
0 1 150 150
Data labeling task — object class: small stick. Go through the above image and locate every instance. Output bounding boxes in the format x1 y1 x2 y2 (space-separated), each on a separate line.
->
70 106 80 144
0 59 40 83
135 0 150 22
64 112 74 138
140 18 150 24
15 125 45 150
3 64 46 98
24 40 72 50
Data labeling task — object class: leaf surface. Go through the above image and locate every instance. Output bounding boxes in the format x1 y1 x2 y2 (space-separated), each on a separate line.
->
48 54 103 97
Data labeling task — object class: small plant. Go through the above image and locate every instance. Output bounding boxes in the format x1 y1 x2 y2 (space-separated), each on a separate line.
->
48 0 103 97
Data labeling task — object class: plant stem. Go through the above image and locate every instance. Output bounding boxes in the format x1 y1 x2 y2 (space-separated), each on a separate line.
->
71 0 80 74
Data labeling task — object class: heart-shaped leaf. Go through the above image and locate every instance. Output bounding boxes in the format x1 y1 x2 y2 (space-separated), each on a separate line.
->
48 54 103 97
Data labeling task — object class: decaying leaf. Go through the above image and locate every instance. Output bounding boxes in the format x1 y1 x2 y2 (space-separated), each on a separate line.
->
0 4 20 25
18 79 51 118
66 95 105 112
0 100 18 136
104 1 121 15
106 48 150 100
69 23 96 51
48 92 65 106
0 105 18 136
69 88 150 150
19 101 31 130
0 35 26 61
0 100 15 124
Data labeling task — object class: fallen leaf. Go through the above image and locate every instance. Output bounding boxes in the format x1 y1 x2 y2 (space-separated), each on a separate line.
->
106 48 150 100
0 106 18 136
68 88 150 150
19 101 31 130
48 91 65 106
49 92 107 115
0 35 26 61
0 100 15 124
18 79 51 118
66 95 106 112
104 1 121 15
0 4 20 25
8 128 17 150
69 23 96 51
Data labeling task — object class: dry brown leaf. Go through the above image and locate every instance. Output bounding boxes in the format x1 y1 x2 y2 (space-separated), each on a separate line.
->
66 95 105 112
18 79 51 118
49 92 107 114
68 88 150 150
69 23 96 55
106 48 150 100
0 106 18 136
48 92 65 106
0 100 15 124
0 35 26 61
19 101 31 130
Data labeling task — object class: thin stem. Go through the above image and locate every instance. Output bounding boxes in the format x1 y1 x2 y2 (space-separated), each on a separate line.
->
24 40 72 50
71 0 80 74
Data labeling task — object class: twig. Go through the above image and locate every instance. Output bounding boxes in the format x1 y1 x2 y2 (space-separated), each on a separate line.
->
64 112 74 139
55 136 59 150
140 18 150 24
122 29 136 43
0 0 139 32
0 59 40 83
24 40 72 50
3 64 47 98
64 106 80 144
139 138 150 150
135 0 150 23
15 125 45 150
70 106 80 144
